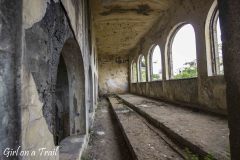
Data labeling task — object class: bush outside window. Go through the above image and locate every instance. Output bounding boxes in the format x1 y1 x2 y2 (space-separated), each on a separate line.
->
139 56 147 82
170 24 198 79
150 45 162 81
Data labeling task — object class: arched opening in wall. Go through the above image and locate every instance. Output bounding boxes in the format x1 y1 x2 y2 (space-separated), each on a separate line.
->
206 2 223 76
55 55 70 145
88 67 93 113
139 55 147 82
169 24 197 79
131 61 137 83
54 38 86 145
149 45 162 81
212 16 223 75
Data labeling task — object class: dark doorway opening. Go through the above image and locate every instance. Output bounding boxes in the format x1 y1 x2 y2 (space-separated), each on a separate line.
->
55 55 70 145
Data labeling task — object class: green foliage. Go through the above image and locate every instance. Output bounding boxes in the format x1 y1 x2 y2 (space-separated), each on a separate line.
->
133 67 137 82
185 148 199 160
81 155 91 160
152 74 160 81
174 66 197 79
141 69 146 82
184 148 214 160
140 57 147 82
203 154 214 160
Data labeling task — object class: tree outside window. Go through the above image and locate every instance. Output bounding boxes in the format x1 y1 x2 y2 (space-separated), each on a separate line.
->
139 56 147 82
132 62 137 82
171 24 198 79
151 45 162 81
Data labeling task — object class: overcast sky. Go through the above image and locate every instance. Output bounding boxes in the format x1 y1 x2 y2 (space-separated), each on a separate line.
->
172 24 197 74
152 45 162 74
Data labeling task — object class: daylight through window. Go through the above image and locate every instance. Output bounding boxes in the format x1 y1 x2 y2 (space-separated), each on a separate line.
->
170 24 197 79
150 45 162 81
139 56 147 82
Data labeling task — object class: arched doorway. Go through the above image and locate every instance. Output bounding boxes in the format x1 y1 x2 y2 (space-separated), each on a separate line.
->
55 55 70 144
55 38 86 145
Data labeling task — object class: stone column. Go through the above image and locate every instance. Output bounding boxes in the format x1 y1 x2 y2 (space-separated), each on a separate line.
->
218 0 240 159
0 0 22 159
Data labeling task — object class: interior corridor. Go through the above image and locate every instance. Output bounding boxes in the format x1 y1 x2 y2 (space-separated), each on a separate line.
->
0 0 240 160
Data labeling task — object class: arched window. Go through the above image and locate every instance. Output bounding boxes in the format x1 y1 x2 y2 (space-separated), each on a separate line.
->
132 62 137 83
170 24 197 79
150 45 162 81
139 55 147 82
210 11 223 75
205 1 223 76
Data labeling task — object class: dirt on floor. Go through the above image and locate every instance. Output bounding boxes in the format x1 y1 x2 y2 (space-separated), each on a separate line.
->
118 94 230 160
109 97 183 160
82 98 132 160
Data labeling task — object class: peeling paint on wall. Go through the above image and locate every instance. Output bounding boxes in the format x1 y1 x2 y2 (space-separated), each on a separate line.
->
23 0 49 29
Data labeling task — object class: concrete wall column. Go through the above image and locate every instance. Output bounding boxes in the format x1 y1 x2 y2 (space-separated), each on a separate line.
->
0 0 22 158
218 0 240 159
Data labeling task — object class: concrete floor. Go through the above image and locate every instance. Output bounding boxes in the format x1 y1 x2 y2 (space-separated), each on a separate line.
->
82 94 230 160
118 94 230 159
82 98 132 160
109 96 183 160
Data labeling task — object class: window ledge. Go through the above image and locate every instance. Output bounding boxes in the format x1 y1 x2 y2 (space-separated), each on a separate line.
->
168 77 198 81
208 75 224 78
149 80 163 82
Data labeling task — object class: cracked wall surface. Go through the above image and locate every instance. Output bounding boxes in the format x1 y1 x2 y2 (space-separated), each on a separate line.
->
24 1 74 135
21 1 95 158
21 1 76 158
0 0 97 159
0 0 232 159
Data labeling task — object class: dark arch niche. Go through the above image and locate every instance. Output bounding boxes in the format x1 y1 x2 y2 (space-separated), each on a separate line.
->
54 38 86 145
55 55 70 144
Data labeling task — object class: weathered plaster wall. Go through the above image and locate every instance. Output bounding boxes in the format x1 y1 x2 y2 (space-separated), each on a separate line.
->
99 54 129 95
131 78 198 106
61 39 86 136
0 0 22 158
21 1 75 158
1 0 96 159
0 0 97 159
23 0 51 29
130 0 227 115
61 0 99 129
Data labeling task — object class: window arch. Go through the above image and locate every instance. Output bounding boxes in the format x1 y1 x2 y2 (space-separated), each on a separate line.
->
139 55 147 82
168 24 197 79
206 1 223 75
131 62 137 83
149 45 162 81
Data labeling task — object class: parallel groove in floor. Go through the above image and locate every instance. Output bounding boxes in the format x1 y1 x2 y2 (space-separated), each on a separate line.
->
108 96 184 160
117 94 230 160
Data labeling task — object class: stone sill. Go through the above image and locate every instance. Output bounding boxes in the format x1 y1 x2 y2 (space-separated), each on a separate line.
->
59 135 86 160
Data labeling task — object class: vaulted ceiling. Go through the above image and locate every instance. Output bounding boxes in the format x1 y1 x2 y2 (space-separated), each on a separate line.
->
91 0 174 55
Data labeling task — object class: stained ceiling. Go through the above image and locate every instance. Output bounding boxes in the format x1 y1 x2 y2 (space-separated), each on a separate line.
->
91 0 174 55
